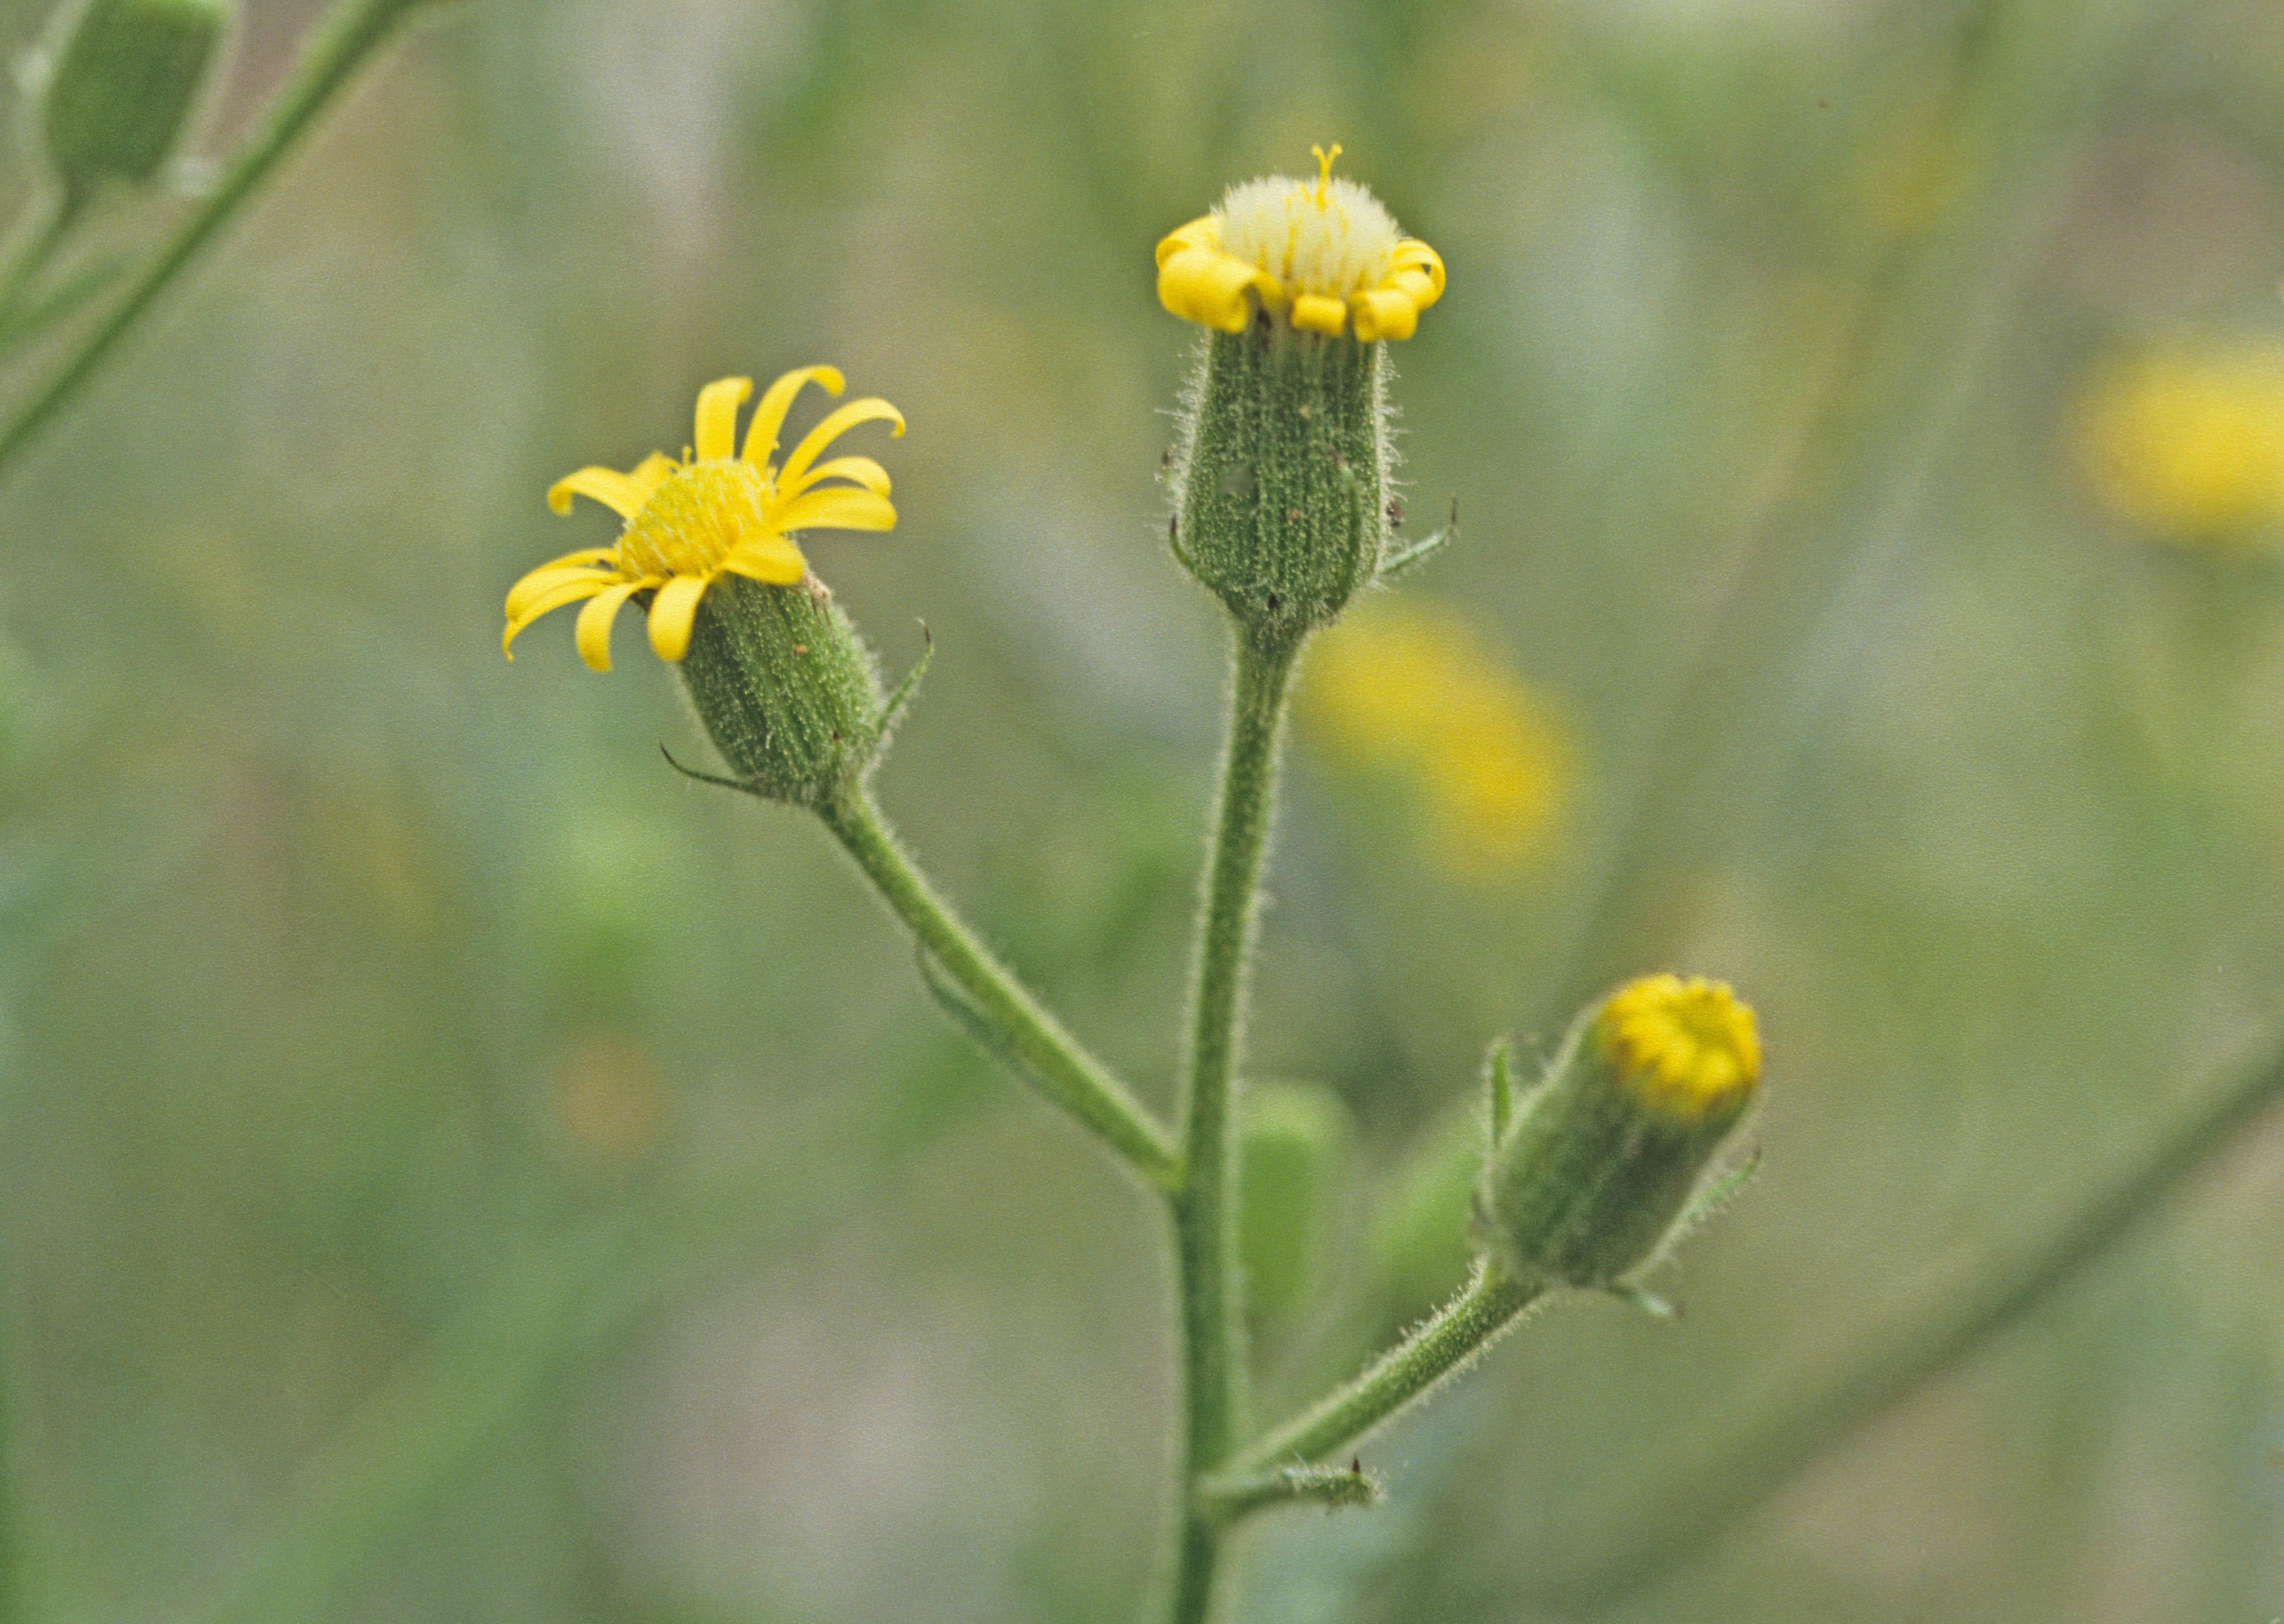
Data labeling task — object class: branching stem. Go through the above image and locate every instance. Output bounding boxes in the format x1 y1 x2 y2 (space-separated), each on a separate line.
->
1214 1260 1545 1500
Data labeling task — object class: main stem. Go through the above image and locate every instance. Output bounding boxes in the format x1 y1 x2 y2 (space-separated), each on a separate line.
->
821 789 1179 1187
1168 626 1301 1624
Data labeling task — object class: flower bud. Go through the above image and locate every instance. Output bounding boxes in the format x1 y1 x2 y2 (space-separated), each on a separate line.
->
39 0 230 192
674 572 888 811
1157 148 1444 640
1476 974 1760 1291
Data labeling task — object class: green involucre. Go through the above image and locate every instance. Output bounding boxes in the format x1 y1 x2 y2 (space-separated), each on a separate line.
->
1476 1013 1751 1290
1169 324 1391 638
674 574 885 810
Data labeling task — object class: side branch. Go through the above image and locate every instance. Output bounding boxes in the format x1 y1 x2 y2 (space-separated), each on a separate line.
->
1216 1259 1546 1494
820 789 1180 1188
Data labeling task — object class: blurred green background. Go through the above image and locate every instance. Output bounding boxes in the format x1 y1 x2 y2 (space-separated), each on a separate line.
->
4 0 2284 1618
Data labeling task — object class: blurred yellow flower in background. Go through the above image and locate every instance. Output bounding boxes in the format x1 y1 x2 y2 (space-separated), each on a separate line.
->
1302 599 1575 882
2075 344 2284 543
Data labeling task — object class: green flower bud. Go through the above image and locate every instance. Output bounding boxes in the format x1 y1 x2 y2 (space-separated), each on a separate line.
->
39 0 230 192
674 571 891 811
1476 974 1760 1292
1157 148 1445 640
1239 1079 1354 1333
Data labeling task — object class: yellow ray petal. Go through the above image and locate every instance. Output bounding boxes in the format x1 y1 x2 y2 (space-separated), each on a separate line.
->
628 451 678 501
646 572 713 661
548 466 653 518
1351 287 1417 343
775 485 897 534
694 377 753 462
505 559 622 621
1158 248 1258 332
1389 240 1445 305
508 545 618 587
1290 293 1347 336
574 579 648 672
721 533 808 584
502 575 612 658
743 364 846 468
784 454 891 498
1156 216 1221 269
778 399 906 492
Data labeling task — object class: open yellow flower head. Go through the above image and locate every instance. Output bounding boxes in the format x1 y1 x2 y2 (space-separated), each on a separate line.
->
1597 974 1761 1123
504 367 903 670
1157 145 1445 341
2076 346 2284 543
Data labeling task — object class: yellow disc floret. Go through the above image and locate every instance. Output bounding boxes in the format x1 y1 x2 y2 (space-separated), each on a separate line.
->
503 367 903 671
1156 144 1445 341
1598 974 1761 1119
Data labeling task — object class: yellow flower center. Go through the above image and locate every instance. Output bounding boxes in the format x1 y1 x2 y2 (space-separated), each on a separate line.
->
1599 974 1761 1118
617 459 779 581
1216 146 1402 303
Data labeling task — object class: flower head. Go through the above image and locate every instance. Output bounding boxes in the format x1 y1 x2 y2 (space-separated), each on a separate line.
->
504 367 903 670
1157 145 1444 341
1477 973 1761 1292
1597 974 1761 1122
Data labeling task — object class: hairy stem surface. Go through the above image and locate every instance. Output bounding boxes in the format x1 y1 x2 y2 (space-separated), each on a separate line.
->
822 789 1179 1187
1167 627 1301 1623
1212 1261 1544 1505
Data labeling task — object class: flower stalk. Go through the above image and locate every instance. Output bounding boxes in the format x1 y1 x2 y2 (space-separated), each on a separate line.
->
1166 625 1300 1619
821 789 1180 1188
1205 1260 1546 1513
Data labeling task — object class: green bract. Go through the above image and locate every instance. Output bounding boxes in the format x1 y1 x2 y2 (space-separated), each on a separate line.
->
1168 324 1390 643
674 573 890 811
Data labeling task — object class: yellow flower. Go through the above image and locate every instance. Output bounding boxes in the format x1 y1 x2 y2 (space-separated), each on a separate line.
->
1156 144 1445 341
504 367 904 670
2075 346 2284 542
1598 974 1761 1123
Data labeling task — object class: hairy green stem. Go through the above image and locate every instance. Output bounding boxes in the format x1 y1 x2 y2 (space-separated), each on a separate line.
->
1209 1259 1544 1509
1548 1025 2284 1609
1166 627 1301 1623
820 789 1179 1187
0 0 446 478
1197 1463 1380 1522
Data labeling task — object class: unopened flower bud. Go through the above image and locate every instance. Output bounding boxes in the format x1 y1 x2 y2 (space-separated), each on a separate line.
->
40 0 230 192
1158 146 1445 640
1476 974 1760 1291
